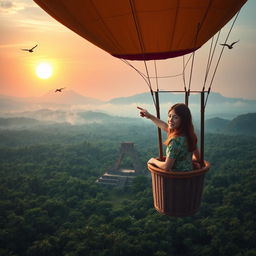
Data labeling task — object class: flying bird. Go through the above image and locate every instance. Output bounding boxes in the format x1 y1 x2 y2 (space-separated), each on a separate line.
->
21 44 38 52
55 87 65 93
220 40 239 49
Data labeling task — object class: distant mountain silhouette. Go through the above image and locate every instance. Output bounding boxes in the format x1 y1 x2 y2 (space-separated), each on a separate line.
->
78 111 138 124
39 90 102 105
205 117 230 133
0 91 255 120
78 111 112 120
0 109 74 124
0 95 30 111
108 91 255 105
108 92 256 119
109 92 187 104
206 113 256 136
0 90 102 113
0 117 40 128
226 113 256 136
1 107 255 136
0 109 138 125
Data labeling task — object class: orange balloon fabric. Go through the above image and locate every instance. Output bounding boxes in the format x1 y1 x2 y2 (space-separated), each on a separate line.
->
34 0 247 60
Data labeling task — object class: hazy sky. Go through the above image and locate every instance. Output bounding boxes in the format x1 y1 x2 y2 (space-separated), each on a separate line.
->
0 0 256 101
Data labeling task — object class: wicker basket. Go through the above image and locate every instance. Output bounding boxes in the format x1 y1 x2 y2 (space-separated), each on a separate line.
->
147 160 210 217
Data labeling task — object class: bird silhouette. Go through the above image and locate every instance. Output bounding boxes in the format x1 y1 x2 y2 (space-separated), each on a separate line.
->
220 40 239 49
21 44 38 52
55 87 65 93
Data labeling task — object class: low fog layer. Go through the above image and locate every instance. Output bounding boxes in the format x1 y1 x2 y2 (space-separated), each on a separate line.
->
1 90 255 124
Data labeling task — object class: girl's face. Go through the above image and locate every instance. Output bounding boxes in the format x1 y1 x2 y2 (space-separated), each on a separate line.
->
168 109 181 130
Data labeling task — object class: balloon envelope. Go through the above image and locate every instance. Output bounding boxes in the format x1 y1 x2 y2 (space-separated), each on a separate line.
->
34 0 247 60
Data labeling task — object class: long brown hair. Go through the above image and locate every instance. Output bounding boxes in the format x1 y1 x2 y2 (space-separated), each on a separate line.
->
164 103 197 152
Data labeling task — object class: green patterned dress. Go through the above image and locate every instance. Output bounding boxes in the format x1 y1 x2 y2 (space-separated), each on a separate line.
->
166 136 193 172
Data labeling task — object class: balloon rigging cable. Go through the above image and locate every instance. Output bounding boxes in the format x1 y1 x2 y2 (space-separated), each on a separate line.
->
120 9 241 110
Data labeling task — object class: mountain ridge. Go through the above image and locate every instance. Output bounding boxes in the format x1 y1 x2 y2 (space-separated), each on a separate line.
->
1 90 255 120
108 91 256 105
1 90 255 106
205 113 256 136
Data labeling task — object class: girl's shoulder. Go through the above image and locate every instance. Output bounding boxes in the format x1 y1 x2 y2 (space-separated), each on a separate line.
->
170 135 186 143
169 135 186 148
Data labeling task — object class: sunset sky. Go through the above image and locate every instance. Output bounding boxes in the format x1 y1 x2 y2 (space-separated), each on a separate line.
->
0 0 256 101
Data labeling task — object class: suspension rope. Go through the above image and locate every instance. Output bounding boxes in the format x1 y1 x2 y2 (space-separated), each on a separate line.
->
204 10 241 108
121 59 149 87
148 54 193 79
187 21 203 100
154 60 160 91
129 0 156 107
182 54 193 93
144 60 156 107
202 30 221 91
187 0 212 95
202 36 215 92
188 50 196 96
182 56 187 93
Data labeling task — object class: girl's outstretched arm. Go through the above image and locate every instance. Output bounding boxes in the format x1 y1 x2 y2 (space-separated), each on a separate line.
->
137 106 168 132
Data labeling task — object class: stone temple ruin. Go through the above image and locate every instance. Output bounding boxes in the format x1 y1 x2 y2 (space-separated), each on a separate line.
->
96 142 144 187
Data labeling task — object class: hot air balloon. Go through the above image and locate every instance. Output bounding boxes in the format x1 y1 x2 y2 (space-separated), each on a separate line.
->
33 0 248 216
34 0 246 60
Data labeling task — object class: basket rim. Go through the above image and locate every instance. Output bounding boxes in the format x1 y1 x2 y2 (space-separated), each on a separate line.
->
147 160 210 178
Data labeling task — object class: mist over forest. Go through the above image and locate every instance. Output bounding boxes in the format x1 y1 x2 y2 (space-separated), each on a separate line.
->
1 90 256 121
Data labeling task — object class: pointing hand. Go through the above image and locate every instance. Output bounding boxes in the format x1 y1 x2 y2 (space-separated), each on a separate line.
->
137 106 151 119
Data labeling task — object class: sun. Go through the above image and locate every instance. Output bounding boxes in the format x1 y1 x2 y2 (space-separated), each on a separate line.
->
35 62 53 79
